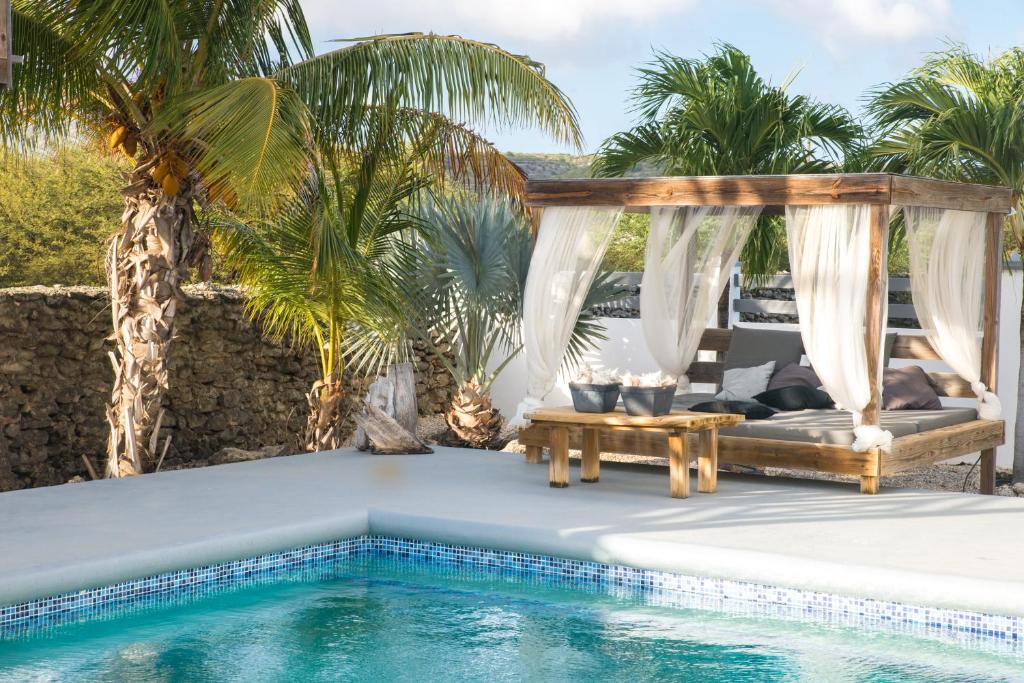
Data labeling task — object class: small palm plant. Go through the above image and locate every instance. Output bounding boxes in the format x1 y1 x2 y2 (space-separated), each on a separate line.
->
409 197 622 448
216 134 423 451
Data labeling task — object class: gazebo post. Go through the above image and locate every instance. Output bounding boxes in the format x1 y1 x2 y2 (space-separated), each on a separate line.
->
979 212 1004 494
860 205 890 494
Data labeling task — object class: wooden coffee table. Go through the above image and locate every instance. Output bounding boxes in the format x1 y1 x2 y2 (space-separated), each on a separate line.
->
523 407 744 498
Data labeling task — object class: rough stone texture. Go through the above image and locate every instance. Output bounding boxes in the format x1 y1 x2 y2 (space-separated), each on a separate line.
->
739 275 919 328
0 285 452 491
592 272 921 327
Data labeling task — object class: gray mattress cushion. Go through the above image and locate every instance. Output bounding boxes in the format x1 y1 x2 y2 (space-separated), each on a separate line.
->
719 408 978 445
671 392 977 445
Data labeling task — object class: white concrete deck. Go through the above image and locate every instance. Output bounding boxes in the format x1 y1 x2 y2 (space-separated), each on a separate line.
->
1 448 1023 617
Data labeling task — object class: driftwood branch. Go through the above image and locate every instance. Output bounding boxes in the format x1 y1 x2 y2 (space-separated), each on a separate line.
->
354 362 425 454
353 403 432 455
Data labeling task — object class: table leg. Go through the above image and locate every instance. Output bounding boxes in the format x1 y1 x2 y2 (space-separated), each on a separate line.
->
581 428 600 482
697 428 718 494
549 426 569 488
667 430 690 499
525 445 543 464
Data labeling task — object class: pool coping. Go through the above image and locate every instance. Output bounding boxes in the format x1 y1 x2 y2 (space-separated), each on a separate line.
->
3 449 1023 637
3 534 1020 652
5 503 1024 621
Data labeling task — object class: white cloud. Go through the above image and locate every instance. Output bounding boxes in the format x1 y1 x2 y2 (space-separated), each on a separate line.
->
303 0 695 43
768 0 951 46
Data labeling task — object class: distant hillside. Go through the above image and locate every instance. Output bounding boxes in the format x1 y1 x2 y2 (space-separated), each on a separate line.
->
506 153 658 179
506 153 594 179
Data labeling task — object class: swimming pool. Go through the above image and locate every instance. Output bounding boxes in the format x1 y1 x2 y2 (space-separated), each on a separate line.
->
1 538 1022 682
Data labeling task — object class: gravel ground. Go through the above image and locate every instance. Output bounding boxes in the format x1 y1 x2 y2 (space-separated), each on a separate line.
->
417 415 1023 497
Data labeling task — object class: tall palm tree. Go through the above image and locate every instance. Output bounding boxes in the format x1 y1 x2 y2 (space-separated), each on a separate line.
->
408 196 623 448
593 44 862 276
2 0 580 476
868 45 1024 484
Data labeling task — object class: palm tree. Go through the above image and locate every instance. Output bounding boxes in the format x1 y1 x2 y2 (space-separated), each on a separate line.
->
408 196 622 448
2 0 580 476
215 120 424 451
867 45 1024 484
593 44 862 276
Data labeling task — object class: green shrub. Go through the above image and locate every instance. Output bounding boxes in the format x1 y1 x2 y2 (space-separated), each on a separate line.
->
0 146 127 287
601 212 649 272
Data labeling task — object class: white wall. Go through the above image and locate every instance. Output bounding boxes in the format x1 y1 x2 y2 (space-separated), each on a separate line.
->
491 270 1023 469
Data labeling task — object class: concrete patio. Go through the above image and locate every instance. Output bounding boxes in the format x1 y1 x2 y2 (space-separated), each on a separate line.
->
1 448 1023 618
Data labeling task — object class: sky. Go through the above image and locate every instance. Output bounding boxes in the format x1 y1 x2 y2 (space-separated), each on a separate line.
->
301 0 1024 154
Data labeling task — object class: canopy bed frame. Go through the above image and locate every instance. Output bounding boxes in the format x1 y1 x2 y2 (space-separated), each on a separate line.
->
515 174 1012 494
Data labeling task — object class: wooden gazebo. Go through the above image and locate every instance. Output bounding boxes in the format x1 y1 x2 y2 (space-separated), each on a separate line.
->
517 174 1012 494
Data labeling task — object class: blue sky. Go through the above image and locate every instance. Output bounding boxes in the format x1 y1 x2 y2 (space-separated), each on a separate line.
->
305 1 1024 154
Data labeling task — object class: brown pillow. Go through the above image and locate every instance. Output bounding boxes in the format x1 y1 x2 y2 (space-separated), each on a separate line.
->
767 364 822 391
883 366 942 410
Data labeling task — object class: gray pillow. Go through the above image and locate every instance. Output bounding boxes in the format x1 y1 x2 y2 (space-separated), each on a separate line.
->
724 325 804 372
716 361 776 401
883 366 942 410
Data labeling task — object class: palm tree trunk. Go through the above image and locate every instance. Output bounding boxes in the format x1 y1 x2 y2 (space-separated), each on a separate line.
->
105 177 195 477
305 374 349 451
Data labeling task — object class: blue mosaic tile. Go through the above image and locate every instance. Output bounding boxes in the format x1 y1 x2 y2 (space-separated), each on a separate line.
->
1 535 1020 653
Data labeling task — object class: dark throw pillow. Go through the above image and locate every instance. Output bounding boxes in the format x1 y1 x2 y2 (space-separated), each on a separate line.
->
754 386 835 411
883 366 942 410
690 400 778 420
723 325 804 372
766 363 823 391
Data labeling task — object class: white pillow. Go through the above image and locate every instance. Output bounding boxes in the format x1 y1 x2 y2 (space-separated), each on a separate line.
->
715 361 776 401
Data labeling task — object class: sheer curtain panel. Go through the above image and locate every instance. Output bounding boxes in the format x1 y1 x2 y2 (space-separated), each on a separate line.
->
640 206 762 387
902 207 1001 419
510 206 623 426
786 205 893 452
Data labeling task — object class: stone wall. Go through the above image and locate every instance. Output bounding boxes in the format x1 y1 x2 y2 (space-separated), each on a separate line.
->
0 285 452 491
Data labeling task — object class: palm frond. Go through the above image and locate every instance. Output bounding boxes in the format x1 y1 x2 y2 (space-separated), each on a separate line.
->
156 77 313 211
0 4 104 148
277 32 582 150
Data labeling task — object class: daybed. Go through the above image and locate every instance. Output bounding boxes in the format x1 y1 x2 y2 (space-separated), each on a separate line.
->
518 327 1004 494
513 174 1010 494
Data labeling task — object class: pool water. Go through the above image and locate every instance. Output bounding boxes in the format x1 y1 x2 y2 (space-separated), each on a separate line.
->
1 559 1021 682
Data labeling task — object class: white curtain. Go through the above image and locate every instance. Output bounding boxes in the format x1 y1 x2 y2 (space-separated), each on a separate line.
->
903 207 1001 419
786 205 893 452
510 206 623 425
641 205 763 387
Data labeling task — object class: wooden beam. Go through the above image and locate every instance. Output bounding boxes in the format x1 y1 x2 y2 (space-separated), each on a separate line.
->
667 431 690 498
526 174 893 208
890 335 941 360
525 174 1013 213
862 205 889 428
928 372 975 398
890 176 1013 214
884 420 1005 474
528 207 544 251
0 0 11 88
979 212 1004 494
685 361 724 384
